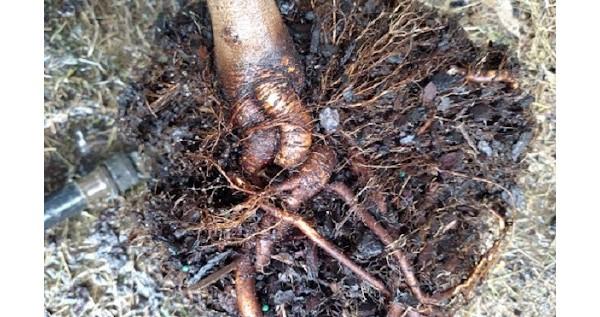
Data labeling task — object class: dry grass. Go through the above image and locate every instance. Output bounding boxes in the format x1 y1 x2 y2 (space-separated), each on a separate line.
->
44 0 555 315
44 1 203 315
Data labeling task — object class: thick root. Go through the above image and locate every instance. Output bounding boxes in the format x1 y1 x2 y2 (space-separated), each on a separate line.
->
235 252 263 317
274 145 337 210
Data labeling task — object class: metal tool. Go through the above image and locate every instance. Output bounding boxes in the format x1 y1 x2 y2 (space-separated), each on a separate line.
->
44 152 147 230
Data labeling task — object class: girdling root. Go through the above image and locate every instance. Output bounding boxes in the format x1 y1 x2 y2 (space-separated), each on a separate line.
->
207 0 311 177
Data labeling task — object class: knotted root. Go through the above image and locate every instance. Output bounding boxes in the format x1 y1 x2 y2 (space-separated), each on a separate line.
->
230 98 280 175
208 0 312 176
273 144 337 210
254 78 313 168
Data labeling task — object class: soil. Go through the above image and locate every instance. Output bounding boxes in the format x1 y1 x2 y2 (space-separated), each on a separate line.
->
117 0 534 316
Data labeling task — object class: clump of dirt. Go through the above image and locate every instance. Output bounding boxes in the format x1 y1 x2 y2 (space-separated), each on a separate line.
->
119 0 534 315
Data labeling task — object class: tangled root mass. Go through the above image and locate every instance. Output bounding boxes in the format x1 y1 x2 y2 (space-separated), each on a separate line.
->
119 0 534 315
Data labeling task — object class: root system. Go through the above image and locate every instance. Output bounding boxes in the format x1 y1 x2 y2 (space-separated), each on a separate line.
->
119 0 534 315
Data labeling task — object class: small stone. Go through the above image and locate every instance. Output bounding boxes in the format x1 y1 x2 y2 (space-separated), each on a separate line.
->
278 1 295 15
477 140 493 156
356 233 383 259
342 88 355 102
431 72 459 90
363 0 381 14
181 265 190 273
395 290 419 307
449 0 467 8
512 132 533 161
439 151 464 170
437 96 452 112
273 290 295 305
61 55 78 66
517 95 535 108
173 228 188 239
319 107 340 134
470 104 492 121
386 54 404 64
157 54 169 64
399 135 415 145
422 82 437 104
502 186 525 210
58 2 76 17
74 130 90 155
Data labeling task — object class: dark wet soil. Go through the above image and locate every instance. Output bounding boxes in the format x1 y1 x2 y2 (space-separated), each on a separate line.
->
118 0 534 316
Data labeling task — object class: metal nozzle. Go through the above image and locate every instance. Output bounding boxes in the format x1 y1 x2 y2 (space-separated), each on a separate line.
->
44 152 147 230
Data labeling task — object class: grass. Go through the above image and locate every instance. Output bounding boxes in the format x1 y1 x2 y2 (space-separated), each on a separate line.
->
44 1 203 315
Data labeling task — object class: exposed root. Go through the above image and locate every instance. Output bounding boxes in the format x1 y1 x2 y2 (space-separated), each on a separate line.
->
433 208 510 302
187 257 241 292
449 65 519 89
254 215 290 273
254 236 274 273
327 182 433 305
235 252 263 317
273 144 337 210
387 302 422 317
327 181 513 308
259 202 392 298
